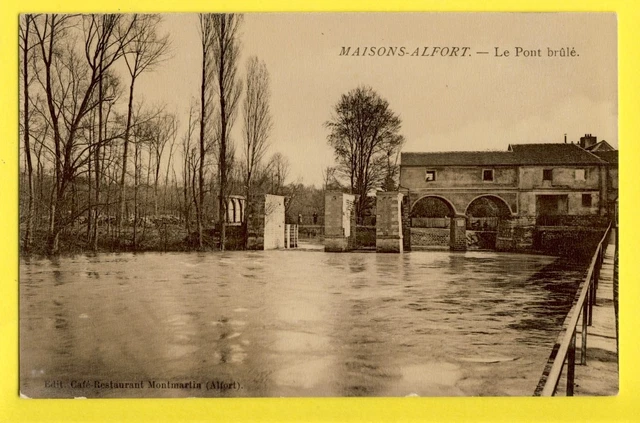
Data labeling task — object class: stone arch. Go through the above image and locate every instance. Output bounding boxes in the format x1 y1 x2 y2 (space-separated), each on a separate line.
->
411 195 458 217
464 194 513 217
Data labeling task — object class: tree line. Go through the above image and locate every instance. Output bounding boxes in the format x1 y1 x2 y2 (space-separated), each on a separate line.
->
18 13 295 255
19 14 405 254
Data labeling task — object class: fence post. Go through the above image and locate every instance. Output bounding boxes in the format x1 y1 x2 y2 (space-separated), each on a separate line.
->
588 274 595 325
581 297 588 365
567 329 576 396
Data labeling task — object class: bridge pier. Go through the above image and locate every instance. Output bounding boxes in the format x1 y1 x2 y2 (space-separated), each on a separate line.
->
450 215 467 251
324 191 356 252
376 191 404 253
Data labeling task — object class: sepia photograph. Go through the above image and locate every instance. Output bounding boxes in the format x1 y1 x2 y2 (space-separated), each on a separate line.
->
17 12 618 399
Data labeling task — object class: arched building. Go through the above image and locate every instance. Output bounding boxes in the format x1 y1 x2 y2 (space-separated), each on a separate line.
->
400 137 618 251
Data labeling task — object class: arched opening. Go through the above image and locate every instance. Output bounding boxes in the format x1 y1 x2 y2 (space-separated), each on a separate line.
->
411 196 456 225
465 195 511 250
409 196 457 249
465 195 511 230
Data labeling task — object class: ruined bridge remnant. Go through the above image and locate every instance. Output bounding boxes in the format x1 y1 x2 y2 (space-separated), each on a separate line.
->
324 191 356 252
247 194 286 250
375 191 404 253
324 190 466 253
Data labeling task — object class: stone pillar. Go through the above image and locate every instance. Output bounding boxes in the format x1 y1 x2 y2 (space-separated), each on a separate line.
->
324 191 356 252
401 194 412 251
376 191 404 253
247 194 285 250
449 215 467 251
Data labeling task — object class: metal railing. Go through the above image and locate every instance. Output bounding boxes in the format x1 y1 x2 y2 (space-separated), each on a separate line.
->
534 222 613 396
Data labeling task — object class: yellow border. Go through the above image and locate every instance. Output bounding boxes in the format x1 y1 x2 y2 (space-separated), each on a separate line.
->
2 1 638 422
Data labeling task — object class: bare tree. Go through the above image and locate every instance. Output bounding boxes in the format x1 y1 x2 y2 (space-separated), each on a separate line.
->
266 152 289 195
325 85 404 223
31 14 135 253
196 14 217 249
211 14 243 250
181 101 198 233
149 112 177 216
242 56 272 195
241 56 271 246
322 166 338 190
19 15 37 249
118 14 170 235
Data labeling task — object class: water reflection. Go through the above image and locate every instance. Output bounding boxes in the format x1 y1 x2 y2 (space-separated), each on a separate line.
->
20 249 584 398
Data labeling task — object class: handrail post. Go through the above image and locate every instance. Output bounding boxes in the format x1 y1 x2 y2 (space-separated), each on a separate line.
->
567 329 576 396
581 295 588 365
588 274 596 326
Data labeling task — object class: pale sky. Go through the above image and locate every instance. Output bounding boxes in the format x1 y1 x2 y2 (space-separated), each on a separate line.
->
133 13 617 187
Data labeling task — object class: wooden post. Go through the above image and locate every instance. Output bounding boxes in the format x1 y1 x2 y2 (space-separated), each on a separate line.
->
567 329 576 396
581 297 588 365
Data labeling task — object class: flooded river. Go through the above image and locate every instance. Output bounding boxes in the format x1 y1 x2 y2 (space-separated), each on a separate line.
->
20 248 586 397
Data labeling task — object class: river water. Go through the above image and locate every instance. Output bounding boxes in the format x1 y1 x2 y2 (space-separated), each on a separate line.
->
19 247 586 398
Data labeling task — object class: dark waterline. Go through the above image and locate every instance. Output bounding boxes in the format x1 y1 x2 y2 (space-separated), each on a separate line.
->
19 248 586 397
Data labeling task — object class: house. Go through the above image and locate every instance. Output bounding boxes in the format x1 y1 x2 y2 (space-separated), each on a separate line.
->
399 135 617 252
400 138 616 220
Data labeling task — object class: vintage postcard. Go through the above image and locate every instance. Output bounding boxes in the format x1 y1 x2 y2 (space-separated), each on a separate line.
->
17 12 618 399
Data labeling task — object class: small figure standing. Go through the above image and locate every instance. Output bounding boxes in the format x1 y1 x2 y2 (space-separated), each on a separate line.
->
312 212 318 225
298 213 302 224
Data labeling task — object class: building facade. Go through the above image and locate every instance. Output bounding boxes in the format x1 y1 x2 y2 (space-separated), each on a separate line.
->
399 136 617 252
400 140 617 220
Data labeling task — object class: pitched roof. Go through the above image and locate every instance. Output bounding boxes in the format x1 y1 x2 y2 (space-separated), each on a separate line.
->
508 143 606 165
585 140 615 152
402 143 607 167
401 151 519 166
592 150 618 164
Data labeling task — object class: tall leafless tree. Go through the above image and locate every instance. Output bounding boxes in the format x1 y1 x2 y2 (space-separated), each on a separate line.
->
19 15 37 249
211 14 243 250
31 14 136 253
118 14 170 236
241 56 272 246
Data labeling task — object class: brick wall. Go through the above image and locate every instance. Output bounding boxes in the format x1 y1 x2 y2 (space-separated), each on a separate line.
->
534 228 605 259
410 228 450 247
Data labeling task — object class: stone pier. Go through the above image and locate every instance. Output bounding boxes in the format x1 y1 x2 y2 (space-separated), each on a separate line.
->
401 193 412 251
450 215 467 251
376 191 404 253
247 194 285 250
324 191 356 252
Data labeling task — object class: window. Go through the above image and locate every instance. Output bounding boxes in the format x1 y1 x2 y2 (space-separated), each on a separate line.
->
582 193 592 207
482 169 494 182
425 170 436 182
543 169 553 181
575 169 586 181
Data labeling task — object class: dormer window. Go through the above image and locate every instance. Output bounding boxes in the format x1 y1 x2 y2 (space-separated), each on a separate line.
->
483 169 494 182
425 170 436 182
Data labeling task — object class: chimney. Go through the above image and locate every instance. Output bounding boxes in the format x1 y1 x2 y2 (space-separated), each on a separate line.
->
564 133 567 144
579 133 597 149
